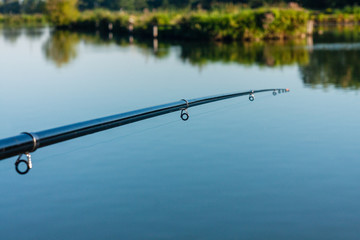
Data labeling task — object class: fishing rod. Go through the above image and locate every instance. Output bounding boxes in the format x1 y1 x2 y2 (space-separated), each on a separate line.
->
0 88 290 175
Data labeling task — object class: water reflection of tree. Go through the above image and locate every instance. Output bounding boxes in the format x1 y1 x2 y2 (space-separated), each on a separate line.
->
39 29 360 90
179 41 309 67
314 25 360 43
1 28 22 44
299 49 360 89
43 30 310 68
299 26 360 90
42 30 173 67
24 27 44 40
43 31 80 67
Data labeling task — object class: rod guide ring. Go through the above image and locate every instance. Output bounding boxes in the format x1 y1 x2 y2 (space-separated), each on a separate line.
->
21 132 40 152
15 153 32 175
181 99 189 109
180 109 189 121
180 99 190 121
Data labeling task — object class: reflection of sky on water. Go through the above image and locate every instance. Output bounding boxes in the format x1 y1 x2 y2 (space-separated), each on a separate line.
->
0 28 360 240
305 42 360 50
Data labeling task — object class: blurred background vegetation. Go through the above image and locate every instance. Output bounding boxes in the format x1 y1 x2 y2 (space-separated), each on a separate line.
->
1 1 360 33
0 0 360 14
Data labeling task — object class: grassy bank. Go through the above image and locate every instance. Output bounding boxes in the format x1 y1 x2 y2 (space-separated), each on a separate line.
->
70 8 310 41
312 6 360 24
3 8 360 41
313 13 360 24
0 14 47 26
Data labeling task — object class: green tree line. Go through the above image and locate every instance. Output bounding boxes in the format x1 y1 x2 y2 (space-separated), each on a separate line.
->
1 0 360 14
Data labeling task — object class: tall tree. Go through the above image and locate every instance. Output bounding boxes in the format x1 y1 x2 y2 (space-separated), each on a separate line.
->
118 0 135 10
22 0 45 13
78 0 103 10
46 0 79 26
134 0 148 10
0 0 21 14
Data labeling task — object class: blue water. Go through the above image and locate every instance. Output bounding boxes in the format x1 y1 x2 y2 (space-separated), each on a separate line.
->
1 28 360 239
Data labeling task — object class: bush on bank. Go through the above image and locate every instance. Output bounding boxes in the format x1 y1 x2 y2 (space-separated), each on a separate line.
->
0 14 46 25
69 8 310 41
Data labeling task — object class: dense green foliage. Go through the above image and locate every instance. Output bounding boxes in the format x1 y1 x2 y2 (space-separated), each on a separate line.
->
312 8 360 24
71 8 310 40
0 0 359 41
0 14 46 25
46 0 79 26
76 0 360 11
1 0 360 14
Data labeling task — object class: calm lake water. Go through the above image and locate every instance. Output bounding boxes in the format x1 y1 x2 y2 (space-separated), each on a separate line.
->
1 27 360 240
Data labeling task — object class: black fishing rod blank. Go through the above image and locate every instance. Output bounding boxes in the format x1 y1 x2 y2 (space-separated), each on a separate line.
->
0 88 290 175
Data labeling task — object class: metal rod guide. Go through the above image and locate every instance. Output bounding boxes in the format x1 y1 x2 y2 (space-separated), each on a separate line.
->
180 99 189 121
14 132 39 174
249 90 255 101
